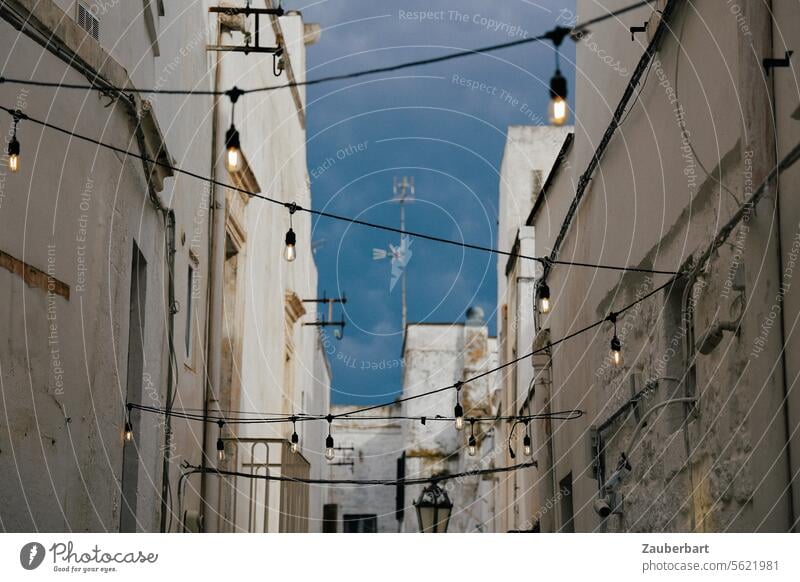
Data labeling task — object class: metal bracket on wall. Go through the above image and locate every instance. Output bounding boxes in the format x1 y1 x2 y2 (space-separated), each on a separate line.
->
207 5 284 55
764 51 793 75
630 22 647 41
302 293 347 339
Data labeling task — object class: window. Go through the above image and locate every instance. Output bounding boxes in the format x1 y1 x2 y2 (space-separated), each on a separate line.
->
559 473 574 533
343 514 378 533
185 265 194 360
661 278 695 432
76 2 100 40
323 504 338 533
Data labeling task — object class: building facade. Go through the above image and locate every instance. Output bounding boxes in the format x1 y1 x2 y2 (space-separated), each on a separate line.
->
324 403 403 533
400 309 499 533
494 125 573 533
0 0 330 533
495 0 800 533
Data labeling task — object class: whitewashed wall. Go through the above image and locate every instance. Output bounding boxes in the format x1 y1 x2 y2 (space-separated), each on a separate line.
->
326 404 403 533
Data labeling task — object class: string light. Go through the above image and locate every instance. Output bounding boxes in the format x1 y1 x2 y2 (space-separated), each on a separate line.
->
523 421 532 456
546 28 570 126
216 421 226 462
609 312 623 367
0 105 681 279
224 125 240 172
7 111 20 172
537 280 551 314
290 416 299 454
454 382 464 431
224 88 243 172
468 420 477 456
117 276 675 441
284 204 297 262
124 403 133 441
549 69 568 126
127 402 583 426
191 460 537 486
0 2 650 99
325 415 335 460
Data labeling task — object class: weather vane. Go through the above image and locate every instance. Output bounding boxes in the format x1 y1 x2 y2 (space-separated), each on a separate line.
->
373 177 415 331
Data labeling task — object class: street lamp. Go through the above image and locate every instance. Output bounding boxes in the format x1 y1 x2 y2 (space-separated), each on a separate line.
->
414 483 453 533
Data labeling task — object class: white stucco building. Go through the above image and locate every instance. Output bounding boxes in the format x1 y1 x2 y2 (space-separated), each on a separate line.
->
495 0 800 533
0 0 330 533
400 308 499 533
324 403 403 533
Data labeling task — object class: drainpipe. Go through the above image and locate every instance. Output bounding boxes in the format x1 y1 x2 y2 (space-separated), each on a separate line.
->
160 209 177 532
201 49 226 533
765 3 797 532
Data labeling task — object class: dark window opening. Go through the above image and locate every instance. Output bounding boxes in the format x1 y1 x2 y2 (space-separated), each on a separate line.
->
343 514 377 533
559 473 575 533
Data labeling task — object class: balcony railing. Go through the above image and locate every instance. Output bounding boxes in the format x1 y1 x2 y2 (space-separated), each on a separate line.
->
218 437 310 532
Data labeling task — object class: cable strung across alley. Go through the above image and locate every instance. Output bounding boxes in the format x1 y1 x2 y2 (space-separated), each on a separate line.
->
126 402 584 425
126 274 681 439
0 1 651 98
0 104 681 277
182 461 539 486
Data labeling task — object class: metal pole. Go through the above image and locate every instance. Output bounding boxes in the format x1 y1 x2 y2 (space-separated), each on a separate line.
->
400 199 407 332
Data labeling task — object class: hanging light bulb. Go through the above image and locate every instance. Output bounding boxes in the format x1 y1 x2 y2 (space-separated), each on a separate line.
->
468 420 477 456
123 403 133 441
453 383 464 430
454 403 464 431
284 203 297 262
537 280 551 314
290 417 299 454
223 87 243 172
609 312 623 367
216 421 226 462
610 335 623 367
225 124 241 172
325 434 335 460
542 26 571 127
544 29 570 127
284 227 296 262
8 135 20 173
523 433 532 457
549 69 569 126
325 415 335 460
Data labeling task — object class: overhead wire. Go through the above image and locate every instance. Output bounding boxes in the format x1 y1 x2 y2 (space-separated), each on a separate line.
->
126 402 583 425
0 1 652 98
185 461 538 486
127 274 680 428
0 104 680 276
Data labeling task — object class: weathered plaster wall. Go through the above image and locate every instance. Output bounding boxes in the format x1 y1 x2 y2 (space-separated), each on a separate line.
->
520 0 799 533
326 404 403 533
0 2 174 529
400 318 498 532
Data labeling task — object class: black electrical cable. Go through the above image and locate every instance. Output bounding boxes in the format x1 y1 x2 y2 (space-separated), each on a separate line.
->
0 104 680 276
186 461 537 486
336 274 681 419
0 1 651 98
126 402 583 425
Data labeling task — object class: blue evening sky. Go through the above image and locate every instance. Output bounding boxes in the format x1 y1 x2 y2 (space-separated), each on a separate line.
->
301 1 576 404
